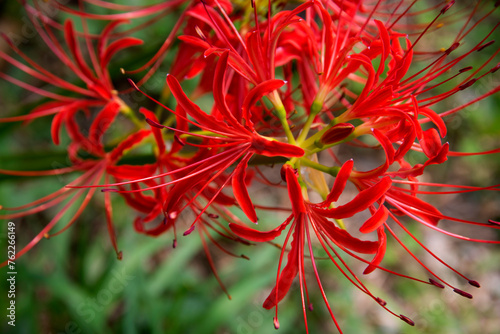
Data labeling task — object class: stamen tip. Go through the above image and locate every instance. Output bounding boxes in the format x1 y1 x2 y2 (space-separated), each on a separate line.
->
146 118 164 129
117 251 123 260
458 66 473 73
399 314 415 326
429 278 445 289
441 0 455 14
174 134 185 146
446 42 460 55
183 225 195 236
453 288 473 299
127 78 139 90
376 297 387 306
273 317 280 329
477 40 495 52
468 280 480 288
458 78 477 90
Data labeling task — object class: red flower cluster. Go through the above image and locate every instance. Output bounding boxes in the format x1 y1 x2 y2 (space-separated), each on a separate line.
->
1 0 499 332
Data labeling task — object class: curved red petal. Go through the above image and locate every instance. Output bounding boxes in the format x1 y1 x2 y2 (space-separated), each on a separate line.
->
50 112 65 145
251 135 304 157
263 221 300 309
324 159 354 205
363 227 387 274
108 129 151 162
232 153 258 223
213 50 246 130
317 213 379 254
359 205 389 234
89 101 120 149
321 176 392 219
228 215 292 242
242 79 285 129
101 37 143 68
284 165 307 216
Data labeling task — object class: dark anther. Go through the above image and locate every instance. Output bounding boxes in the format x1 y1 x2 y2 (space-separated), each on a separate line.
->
477 40 495 52
468 280 481 288
458 66 473 73
445 42 460 55
183 225 195 236
458 79 477 90
429 278 445 289
399 314 415 326
146 118 164 129
174 134 185 146
453 288 473 299
441 0 455 14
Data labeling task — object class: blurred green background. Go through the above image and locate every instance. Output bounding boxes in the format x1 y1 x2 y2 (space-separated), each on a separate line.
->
1 1 499 334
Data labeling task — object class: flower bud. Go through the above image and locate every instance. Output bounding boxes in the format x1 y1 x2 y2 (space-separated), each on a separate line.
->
319 123 355 145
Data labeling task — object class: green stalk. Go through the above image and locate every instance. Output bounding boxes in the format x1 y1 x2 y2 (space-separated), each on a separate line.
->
270 91 296 144
300 157 341 177
117 98 145 129
296 100 323 144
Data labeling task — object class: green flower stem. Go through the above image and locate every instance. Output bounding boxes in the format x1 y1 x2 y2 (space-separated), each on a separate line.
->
117 98 145 129
298 158 346 229
306 132 358 154
335 217 346 229
270 91 296 145
300 157 341 177
296 100 323 145
300 118 339 150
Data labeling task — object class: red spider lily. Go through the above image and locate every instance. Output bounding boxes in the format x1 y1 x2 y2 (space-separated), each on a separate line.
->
0 127 157 266
283 0 500 155
176 0 316 132
86 108 252 298
182 1 313 84
0 10 143 147
229 163 397 333
113 50 303 228
50 0 234 87
348 169 500 298
61 46 303 296
1 0 499 333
